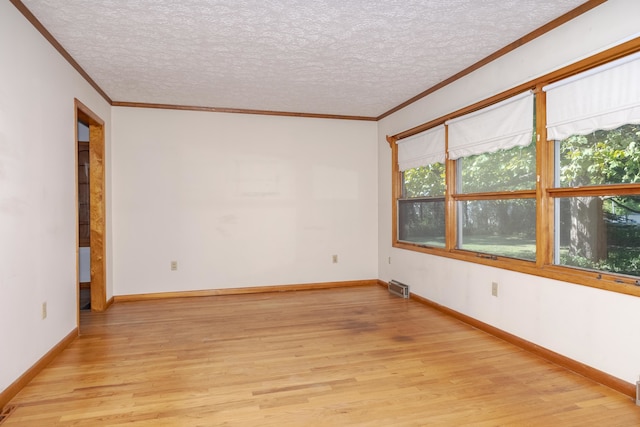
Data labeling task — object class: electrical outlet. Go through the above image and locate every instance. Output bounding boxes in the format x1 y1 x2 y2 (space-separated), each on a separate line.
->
42 302 47 319
491 282 498 297
171 261 178 271
332 254 338 264
388 256 391 264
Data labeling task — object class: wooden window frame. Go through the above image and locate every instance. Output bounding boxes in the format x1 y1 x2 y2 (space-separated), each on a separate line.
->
397 162 447 248
389 37 640 298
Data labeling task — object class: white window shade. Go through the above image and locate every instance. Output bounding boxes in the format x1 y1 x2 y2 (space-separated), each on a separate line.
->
446 91 534 160
544 52 640 141
396 125 445 171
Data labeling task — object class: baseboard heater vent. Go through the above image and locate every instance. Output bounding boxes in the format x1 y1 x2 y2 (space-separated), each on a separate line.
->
388 280 410 299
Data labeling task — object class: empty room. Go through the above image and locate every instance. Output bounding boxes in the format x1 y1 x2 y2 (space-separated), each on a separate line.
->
1 0 640 425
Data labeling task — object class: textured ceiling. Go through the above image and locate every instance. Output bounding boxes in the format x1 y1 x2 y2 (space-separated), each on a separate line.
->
20 0 592 118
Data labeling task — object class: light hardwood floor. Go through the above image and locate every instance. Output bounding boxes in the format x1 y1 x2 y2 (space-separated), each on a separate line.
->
4 286 639 426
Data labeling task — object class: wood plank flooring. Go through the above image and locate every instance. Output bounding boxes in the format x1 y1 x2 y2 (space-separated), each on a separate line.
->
4 286 639 426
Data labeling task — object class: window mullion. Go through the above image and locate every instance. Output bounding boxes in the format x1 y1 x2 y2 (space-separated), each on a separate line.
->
535 85 553 268
389 135 401 245
548 184 640 197
445 126 457 251
452 190 536 201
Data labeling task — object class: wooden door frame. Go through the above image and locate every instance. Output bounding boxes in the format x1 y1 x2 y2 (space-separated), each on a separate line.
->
75 99 107 312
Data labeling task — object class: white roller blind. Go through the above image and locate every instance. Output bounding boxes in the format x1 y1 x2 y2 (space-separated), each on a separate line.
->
396 125 445 171
544 52 640 140
446 91 534 160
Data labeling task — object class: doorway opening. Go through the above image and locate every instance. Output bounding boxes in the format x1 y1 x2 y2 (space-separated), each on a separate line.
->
78 123 91 309
75 99 107 314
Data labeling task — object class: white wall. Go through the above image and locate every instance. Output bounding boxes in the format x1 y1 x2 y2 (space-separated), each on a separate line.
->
0 2 112 393
378 0 640 385
112 108 378 295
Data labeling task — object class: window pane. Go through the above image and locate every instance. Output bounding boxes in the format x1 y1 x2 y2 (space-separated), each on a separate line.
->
398 199 445 247
402 163 445 198
555 196 640 277
557 124 640 187
458 199 536 260
459 141 536 193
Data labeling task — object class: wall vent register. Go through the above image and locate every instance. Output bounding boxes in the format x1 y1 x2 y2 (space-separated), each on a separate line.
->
388 280 410 299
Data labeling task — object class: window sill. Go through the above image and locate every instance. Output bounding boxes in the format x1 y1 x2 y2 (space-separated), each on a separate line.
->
392 240 640 297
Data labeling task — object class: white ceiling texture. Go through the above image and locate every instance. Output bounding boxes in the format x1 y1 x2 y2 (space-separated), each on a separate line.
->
20 0 593 118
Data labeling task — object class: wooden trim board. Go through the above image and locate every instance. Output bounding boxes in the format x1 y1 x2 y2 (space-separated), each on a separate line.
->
377 280 635 399
3 282 634 414
114 279 378 303
8 1 111 104
0 281 374 409
75 99 108 313
0 328 78 409
376 0 607 120
112 101 377 121
11 0 604 122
